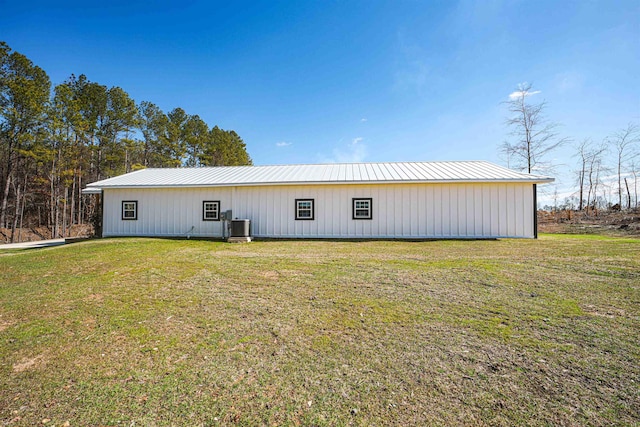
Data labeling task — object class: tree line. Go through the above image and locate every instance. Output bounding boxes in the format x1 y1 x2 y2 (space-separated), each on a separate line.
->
500 83 639 213
0 42 252 242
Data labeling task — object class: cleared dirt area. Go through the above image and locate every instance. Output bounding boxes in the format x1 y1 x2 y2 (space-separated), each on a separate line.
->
0 236 638 426
538 209 640 237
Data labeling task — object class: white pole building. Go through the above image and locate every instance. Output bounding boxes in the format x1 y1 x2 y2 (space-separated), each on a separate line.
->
83 161 553 239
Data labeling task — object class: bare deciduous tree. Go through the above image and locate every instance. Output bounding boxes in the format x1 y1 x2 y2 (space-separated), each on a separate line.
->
501 83 569 174
631 160 639 209
586 151 608 213
574 139 607 211
607 123 639 210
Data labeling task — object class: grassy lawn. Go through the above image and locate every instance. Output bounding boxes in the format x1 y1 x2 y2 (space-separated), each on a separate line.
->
0 235 638 426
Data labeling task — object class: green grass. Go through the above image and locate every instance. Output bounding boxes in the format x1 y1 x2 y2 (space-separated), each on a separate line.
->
1 235 639 426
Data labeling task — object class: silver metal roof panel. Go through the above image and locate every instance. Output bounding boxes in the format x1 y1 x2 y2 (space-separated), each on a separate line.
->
84 161 554 191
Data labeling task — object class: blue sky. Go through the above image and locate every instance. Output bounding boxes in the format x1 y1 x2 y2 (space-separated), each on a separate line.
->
2 0 639 199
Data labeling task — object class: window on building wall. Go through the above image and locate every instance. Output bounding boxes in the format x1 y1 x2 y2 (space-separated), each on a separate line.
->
203 201 220 221
295 199 314 220
352 198 372 220
122 201 138 220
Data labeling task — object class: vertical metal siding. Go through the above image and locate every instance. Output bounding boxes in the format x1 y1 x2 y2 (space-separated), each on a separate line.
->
231 183 533 238
103 187 232 237
102 182 535 239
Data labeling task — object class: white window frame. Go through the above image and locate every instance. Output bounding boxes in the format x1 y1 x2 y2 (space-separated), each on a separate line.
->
295 199 314 220
203 201 220 221
352 198 372 220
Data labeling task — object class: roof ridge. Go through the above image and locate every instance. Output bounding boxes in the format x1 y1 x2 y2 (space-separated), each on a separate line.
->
139 160 498 170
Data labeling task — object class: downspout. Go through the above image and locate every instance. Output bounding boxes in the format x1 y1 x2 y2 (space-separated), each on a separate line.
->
533 184 538 239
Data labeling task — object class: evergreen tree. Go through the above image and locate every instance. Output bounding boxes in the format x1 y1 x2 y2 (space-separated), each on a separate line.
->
0 42 51 239
0 41 253 242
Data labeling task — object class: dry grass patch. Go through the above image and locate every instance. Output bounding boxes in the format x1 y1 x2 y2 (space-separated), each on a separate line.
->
11 354 48 373
0 235 639 426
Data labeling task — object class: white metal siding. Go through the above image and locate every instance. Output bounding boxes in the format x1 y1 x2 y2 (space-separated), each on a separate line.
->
103 187 233 238
246 182 535 238
103 183 534 238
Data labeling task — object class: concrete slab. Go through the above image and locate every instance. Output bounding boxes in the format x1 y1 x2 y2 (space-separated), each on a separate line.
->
227 237 252 243
0 238 66 250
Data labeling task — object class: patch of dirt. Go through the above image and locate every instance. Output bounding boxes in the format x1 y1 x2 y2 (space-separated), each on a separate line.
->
82 316 97 332
584 304 627 319
0 314 15 332
12 354 47 373
538 209 640 236
83 294 104 303
259 271 280 280
0 321 14 332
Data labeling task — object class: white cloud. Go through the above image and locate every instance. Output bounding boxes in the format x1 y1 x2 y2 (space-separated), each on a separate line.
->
276 141 292 147
360 118 368 122
508 89 541 100
392 31 430 94
319 137 367 163
537 172 640 208
393 60 429 93
536 184 575 207
555 71 585 93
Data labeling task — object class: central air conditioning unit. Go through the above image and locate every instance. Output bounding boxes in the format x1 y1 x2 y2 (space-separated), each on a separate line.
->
227 217 252 243
230 219 251 238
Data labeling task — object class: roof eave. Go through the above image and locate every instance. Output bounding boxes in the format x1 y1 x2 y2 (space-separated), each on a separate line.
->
81 187 103 194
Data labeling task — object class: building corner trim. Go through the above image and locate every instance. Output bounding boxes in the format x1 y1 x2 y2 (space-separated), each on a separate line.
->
533 184 538 239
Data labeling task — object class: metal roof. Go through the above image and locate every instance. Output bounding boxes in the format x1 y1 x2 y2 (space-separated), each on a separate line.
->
84 161 554 191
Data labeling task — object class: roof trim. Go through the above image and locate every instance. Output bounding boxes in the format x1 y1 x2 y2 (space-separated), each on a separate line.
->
81 187 103 194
